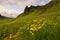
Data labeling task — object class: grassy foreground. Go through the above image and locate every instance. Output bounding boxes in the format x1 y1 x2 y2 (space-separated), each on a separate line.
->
0 0 60 40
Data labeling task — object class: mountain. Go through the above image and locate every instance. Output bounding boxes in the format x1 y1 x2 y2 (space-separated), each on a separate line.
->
0 0 60 40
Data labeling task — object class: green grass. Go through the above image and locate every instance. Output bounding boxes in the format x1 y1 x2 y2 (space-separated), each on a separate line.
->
0 0 60 40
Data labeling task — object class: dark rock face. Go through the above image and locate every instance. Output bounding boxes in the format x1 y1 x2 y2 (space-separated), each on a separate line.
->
24 6 29 13
24 0 60 13
0 15 5 18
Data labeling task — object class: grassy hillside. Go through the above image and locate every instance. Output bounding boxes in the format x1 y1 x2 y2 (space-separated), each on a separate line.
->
0 0 60 40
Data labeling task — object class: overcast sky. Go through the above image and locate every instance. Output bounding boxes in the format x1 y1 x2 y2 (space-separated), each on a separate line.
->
0 0 51 14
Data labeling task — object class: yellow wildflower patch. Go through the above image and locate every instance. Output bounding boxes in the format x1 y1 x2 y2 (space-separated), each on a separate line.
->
29 19 46 32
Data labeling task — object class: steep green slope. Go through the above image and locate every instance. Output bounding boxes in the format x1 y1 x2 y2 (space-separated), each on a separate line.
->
0 0 60 40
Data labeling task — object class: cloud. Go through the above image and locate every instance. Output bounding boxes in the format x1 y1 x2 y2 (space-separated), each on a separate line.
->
0 0 51 12
0 0 51 18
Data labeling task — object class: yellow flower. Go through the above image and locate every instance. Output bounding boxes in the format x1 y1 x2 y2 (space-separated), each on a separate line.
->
13 32 19 38
30 31 34 35
27 27 29 30
33 27 38 31
38 24 41 26
30 27 35 31
33 20 37 22
37 21 46 30
30 24 36 28
41 21 46 27
30 24 34 27
35 24 38 27
37 27 42 29
9 34 13 39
